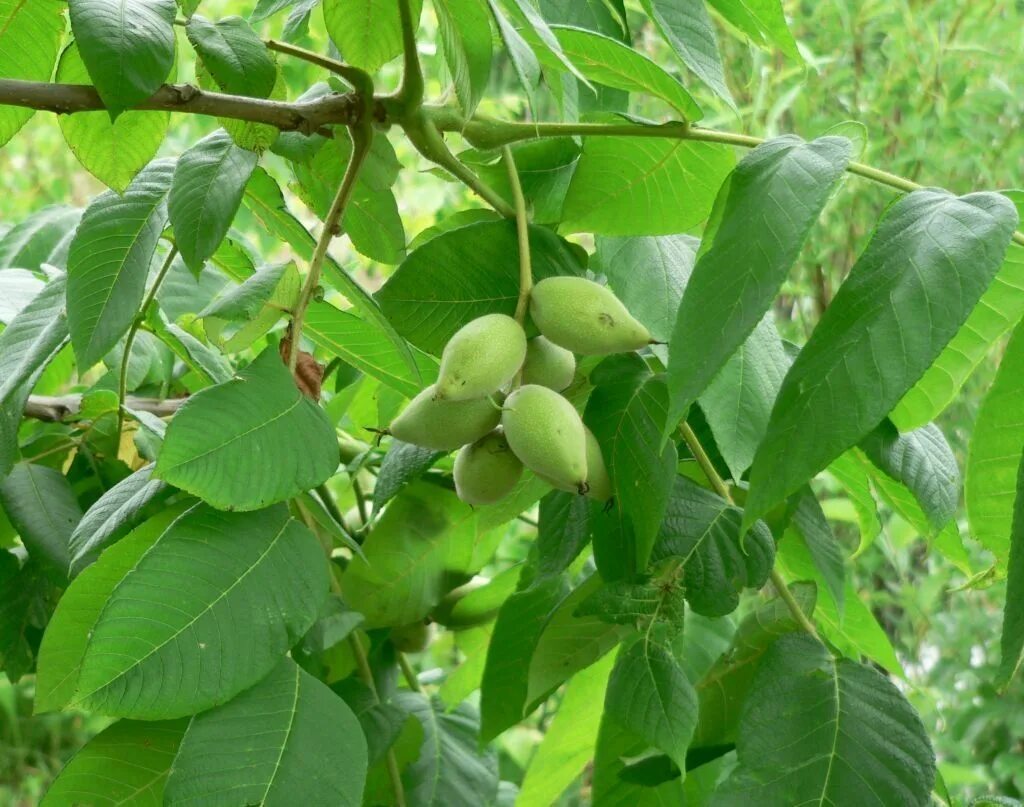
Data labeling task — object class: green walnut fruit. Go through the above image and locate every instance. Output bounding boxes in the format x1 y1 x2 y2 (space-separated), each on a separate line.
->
389 384 500 451
521 336 575 391
502 384 587 492
435 314 527 401
454 430 524 505
389 621 433 653
583 428 613 502
529 276 651 355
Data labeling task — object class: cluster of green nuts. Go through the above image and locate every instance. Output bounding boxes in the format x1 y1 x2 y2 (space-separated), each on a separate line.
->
387 276 652 506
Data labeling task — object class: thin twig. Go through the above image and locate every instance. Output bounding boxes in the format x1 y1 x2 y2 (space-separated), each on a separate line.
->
25 395 186 422
265 39 373 90
116 246 178 453
398 652 424 693
503 146 533 324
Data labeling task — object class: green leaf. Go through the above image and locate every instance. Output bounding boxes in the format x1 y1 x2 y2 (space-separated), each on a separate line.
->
562 136 734 237
596 234 698 343
67 158 175 368
0 0 65 147
321 0 422 73
376 220 584 355
0 463 81 583
41 719 188 806
745 190 1018 531
67 464 168 577
480 575 567 742
342 483 479 628
606 638 698 773
148 308 234 386
0 275 70 477
999 446 1024 688
0 270 44 324
706 0 800 60
861 419 959 534
693 582 816 748
473 138 580 226
41 502 327 718
503 1 594 92
435 0 492 116
243 167 421 382
651 477 774 617
576 578 686 633
666 136 851 434
967 321 1024 567
155 349 339 511
698 314 790 479
69 0 177 117
170 130 259 275
486 0 540 110
641 0 734 108
0 205 82 271
186 15 277 98
712 633 934 805
56 42 169 192
165 657 367 806
548 25 700 120
395 692 499 807
373 441 443 513
894 244 1024 429
533 491 590 581
828 451 882 557
585 355 677 570
198 261 290 320
787 487 845 615
517 652 614 807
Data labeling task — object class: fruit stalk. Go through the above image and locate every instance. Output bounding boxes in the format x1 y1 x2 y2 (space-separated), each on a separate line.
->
503 146 533 326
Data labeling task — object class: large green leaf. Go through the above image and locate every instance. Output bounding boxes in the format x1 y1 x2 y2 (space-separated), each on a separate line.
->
693 582 816 748
376 220 584 354
698 314 790 479
0 270 43 324
0 0 65 147
169 130 259 275
342 483 480 628
42 719 188 806
999 447 1024 688
69 0 177 117
480 575 568 742
562 136 733 237
745 190 1018 531
516 652 614 806
967 321 1024 567
155 349 339 511
395 692 499 807
666 136 851 435
67 464 168 577
596 234 698 343
165 657 367 806
434 0 492 116
38 503 327 718
67 158 175 368
787 487 845 615
186 15 277 98
0 463 81 583
56 42 169 192
706 0 800 60
894 244 1024 429
712 633 934 805
651 476 775 617
486 0 539 110
0 205 82 270
372 441 443 513
641 0 734 107
321 0 422 73
533 491 590 581
0 275 70 477
585 355 677 571
547 25 701 120
605 638 698 773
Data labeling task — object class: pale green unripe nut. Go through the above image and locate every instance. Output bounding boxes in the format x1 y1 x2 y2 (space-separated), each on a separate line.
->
389 384 500 451
502 385 587 493
435 314 527 401
521 336 575 391
454 430 524 505
583 428 613 502
389 621 433 653
529 276 651 355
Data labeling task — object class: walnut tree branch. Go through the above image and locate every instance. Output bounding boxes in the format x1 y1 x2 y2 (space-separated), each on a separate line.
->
25 395 186 423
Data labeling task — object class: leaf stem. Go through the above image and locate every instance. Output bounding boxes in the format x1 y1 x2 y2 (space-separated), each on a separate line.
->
116 245 178 454
350 634 408 807
678 423 820 640
398 651 424 693
395 0 424 109
503 146 533 324
288 122 372 372
264 39 373 90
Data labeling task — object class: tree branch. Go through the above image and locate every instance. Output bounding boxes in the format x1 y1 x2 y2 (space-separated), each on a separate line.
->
0 78 365 134
25 395 186 422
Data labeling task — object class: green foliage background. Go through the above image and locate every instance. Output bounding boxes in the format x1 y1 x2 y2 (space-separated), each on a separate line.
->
2 0 1023 803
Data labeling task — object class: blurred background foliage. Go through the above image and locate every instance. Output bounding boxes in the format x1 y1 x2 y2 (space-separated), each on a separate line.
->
2 0 1024 803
